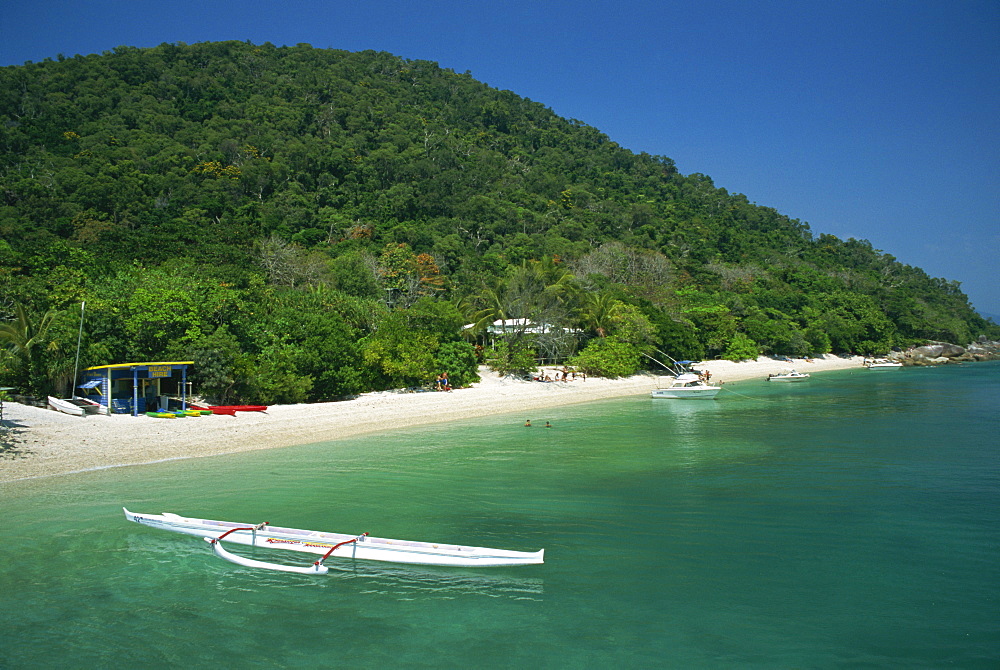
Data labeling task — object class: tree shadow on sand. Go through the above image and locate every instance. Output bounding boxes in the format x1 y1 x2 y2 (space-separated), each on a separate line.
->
0 420 33 459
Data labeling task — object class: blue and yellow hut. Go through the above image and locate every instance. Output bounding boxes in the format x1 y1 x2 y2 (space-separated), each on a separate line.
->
79 361 194 416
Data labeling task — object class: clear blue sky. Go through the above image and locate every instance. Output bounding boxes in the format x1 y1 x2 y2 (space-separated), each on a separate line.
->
3 0 998 316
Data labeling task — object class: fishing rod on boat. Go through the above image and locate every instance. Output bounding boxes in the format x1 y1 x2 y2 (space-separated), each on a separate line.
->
642 349 681 372
642 349 696 376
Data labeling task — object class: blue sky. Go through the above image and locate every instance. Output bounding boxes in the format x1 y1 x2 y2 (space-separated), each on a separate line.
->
2 0 998 316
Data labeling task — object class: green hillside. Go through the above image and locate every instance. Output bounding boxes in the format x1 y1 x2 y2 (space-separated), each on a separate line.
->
1 41 995 401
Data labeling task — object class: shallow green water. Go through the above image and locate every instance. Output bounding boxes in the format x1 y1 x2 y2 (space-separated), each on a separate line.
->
2 363 998 668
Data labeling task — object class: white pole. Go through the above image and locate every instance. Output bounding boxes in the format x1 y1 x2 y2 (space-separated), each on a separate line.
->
72 301 85 397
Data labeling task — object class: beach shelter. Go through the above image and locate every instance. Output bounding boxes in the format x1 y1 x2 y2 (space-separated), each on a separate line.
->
80 362 194 416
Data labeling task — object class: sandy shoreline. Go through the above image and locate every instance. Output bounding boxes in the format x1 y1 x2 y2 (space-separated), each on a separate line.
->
0 355 863 483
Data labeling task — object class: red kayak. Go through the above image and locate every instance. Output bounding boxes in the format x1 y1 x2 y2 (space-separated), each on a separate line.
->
190 404 268 415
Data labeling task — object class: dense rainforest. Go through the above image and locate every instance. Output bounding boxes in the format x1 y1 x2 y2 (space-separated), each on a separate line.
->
1 41 996 403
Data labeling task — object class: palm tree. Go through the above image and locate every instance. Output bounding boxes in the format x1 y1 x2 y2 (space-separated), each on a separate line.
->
0 303 60 396
576 291 621 338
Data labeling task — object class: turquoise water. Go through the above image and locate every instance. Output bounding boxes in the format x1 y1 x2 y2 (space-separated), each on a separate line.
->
2 363 998 668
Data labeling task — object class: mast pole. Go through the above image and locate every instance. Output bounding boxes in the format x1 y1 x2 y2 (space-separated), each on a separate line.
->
72 301 85 397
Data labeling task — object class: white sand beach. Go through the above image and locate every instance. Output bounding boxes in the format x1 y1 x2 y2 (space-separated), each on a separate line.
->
0 355 863 483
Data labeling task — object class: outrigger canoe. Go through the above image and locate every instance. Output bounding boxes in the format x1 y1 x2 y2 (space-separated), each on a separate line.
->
124 509 544 574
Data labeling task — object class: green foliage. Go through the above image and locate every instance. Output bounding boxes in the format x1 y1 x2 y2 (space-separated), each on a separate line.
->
433 340 480 388
484 340 537 377
245 344 314 405
814 292 896 354
644 312 705 362
329 251 380 299
0 303 62 395
568 336 643 378
0 40 994 400
722 332 759 362
179 325 245 403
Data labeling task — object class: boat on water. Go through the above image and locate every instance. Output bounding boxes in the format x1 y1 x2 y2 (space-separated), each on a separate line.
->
47 395 101 416
766 370 811 382
651 373 721 399
865 358 903 370
123 508 544 573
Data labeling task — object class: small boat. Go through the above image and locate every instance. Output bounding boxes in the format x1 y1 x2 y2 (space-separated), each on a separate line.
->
123 509 544 573
190 404 267 413
47 396 100 416
766 370 810 382
651 373 721 399
173 409 202 417
145 411 176 418
865 358 903 370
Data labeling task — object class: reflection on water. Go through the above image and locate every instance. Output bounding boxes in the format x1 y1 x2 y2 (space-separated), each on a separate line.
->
127 533 543 601
326 560 543 599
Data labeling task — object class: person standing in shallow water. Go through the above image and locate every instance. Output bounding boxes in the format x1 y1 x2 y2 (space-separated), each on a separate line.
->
524 420 531 427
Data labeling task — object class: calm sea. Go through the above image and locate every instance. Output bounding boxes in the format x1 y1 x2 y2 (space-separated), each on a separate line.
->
2 362 998 668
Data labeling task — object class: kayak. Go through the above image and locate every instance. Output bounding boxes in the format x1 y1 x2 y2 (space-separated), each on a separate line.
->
124 508 544 572
190 404 268 413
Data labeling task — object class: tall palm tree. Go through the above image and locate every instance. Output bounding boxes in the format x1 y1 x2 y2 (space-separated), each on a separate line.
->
0 303 60 396
576 292 621 338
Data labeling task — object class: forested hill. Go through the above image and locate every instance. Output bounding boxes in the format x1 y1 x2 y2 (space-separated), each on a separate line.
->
0 41 996 402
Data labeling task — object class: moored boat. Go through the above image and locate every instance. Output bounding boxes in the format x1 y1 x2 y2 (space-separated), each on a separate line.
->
766 370 810 382
865 358 903 370
123 508 544 572
651 373 721 399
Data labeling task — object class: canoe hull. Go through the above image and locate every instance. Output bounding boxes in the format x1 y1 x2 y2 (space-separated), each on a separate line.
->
47 396 86 416
124 509 543 568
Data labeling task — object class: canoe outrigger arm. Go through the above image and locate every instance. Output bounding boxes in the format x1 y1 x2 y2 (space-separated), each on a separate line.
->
315 532 369 567
205 537 330 575
205 525 370 575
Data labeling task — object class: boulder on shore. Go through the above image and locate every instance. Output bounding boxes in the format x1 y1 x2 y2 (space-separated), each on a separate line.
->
895 339 999 366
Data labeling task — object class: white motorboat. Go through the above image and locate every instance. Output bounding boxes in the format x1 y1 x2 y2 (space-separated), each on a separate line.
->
766 370 810 382
865 358 903 370
651 373 720 399
124 508 544 574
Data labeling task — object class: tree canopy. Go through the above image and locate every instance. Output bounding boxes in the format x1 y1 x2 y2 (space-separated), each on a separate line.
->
1 41 995 399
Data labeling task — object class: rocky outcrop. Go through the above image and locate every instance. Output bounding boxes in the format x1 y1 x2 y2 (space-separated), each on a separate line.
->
889 339 1000 366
